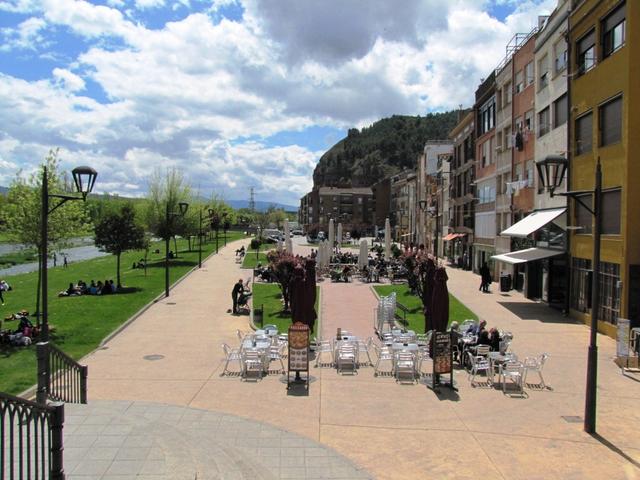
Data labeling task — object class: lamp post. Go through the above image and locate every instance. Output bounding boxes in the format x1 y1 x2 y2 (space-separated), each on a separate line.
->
222 212 229 247
41 165 97 341
165 201 189 297
418 200 438 259
198 206 209 269
537 154 601 434
210 209 220 253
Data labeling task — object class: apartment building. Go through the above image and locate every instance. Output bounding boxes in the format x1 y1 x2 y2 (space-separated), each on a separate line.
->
389 171 417 243
299 187 374 234
447 110 475 270
568 0 639 335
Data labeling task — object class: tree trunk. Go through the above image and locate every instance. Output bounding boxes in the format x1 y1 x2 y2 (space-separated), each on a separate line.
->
116 252 121 287
144 247 149 277
188 236 192 251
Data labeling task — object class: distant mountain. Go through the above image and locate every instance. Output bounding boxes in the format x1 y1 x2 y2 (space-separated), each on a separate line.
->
226 199 298 212
313 112 459 188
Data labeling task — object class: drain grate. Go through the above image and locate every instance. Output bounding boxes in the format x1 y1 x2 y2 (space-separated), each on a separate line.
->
562 416 582 423
143 354 165 361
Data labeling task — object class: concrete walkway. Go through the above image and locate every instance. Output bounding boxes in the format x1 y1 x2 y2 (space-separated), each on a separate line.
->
74 239 640 479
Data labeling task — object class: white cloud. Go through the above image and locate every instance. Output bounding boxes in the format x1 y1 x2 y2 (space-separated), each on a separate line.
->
134 0 165 9
0 16 48 51
0 0 558 204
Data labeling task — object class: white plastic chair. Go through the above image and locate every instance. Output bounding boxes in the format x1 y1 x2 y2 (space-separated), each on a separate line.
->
268 343 286 374
336 344 357 374
501 361 525 394
357 337 374 367
314 337 334 367
467 352 491 386
394 351 417 384
373 344 394 377
221 343 242 376
242 350 264 380
524 353 548 388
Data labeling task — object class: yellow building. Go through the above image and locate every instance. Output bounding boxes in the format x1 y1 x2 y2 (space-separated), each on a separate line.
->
569 0 638 337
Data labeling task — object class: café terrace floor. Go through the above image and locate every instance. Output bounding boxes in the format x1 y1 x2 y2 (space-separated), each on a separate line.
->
63 237 640 479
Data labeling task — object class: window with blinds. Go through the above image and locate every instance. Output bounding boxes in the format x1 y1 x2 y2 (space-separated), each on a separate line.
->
575 112 593 155
574 193 593 234
602 189 621 235
577 29 596 74
599 95 622 146
602 2 626 58
538 107 550 137
553 94 568 128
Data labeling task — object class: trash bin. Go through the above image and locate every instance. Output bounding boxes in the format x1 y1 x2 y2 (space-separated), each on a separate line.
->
253 304 264 328
500 273 512 292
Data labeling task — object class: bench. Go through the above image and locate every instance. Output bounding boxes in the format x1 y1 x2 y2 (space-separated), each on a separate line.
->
394 302 410 326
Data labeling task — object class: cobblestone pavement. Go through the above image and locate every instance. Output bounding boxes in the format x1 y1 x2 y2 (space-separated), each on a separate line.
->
75 239 640 479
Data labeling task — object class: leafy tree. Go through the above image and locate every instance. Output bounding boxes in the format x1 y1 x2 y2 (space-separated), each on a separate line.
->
94 204 146 287
403 250 437 333
266 250 300 312
4 150 92 321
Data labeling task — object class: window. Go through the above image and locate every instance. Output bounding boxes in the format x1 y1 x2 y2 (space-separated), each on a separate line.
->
525 62 534 85
504 81 512 106
515 70 523 93
525 110 534 132
554 40 567 72
505 126 512 148
602 189 621 234
598 262 621 324
553 94 568 128
602 3 626 58
575 193 592 234
538 55 549 89
526 160 534 187
599 96 622 146
478 96 496 135
575 112 593 155
515 164 523 182
570 258 592 313
538 107 550 137
577 29 596 74
496 130 503 150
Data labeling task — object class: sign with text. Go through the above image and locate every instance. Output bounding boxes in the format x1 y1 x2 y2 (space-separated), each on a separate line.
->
432 331 452 375
288 322 310 373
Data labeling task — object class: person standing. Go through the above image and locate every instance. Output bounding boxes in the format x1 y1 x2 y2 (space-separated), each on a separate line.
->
231 278 244 315
53 252 57 267
0 279 6 305
479 262 491 293
63 255 68 268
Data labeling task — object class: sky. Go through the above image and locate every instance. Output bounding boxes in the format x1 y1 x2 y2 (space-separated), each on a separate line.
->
0 0 557 207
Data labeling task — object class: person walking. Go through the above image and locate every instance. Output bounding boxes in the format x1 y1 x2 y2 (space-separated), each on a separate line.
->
53 252 57 267
231 278 244 315
479 262 491 293
0 279 6 305
63 255 68 268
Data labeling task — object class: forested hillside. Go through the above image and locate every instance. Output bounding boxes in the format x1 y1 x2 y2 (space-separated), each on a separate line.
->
313 111 459 187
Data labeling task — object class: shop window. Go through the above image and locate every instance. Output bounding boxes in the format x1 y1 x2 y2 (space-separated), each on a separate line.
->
553 94 568 128
602 2 626 58
599 95 622 146
570 258 592 313
598 262 621 324
577 29 596 74
575 112 593 155
602 189 621 235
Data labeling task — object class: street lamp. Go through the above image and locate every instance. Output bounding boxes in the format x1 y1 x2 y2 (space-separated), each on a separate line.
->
537 154 601 434
198 206 209 269
165 201 189 297
41 165 97 341
419 199 438 259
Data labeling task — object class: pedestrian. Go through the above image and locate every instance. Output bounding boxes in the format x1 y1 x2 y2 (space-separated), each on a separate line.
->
63 255 68 268
479 262 491 293
231 278 244 315
53 252 57 267
0 279 7 305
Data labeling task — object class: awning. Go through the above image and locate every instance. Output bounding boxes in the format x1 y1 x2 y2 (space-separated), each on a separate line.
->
443 233 467 241
491 247 564 265
500 208 566 238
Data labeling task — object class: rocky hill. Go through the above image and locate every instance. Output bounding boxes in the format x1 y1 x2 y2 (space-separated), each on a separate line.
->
312 111 459 188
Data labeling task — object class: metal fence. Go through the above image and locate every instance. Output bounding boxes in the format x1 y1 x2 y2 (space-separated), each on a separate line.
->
36 342 87 405
0 391 64 479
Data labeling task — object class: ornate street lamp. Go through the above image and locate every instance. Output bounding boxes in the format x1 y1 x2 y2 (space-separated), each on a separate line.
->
41 166 97 341
165 201 189 297
537 154 602 434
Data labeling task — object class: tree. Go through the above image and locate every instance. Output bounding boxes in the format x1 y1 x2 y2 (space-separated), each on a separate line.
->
94 204 146 287
144 168 191 256
267 206 287 230
4 150 92 321
403 250 437 333
266 250 300 312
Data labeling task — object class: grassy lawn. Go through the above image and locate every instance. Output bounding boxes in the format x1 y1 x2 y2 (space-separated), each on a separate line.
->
373 284 478 334
0 231 247 395
242 252 272 269
251 283 320 335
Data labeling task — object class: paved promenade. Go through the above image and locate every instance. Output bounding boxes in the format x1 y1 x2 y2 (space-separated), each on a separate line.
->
70 238 640 479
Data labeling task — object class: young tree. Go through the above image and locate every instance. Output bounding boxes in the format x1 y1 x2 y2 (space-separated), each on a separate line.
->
266 250 300 312
4 150 92 320
403 251 437 333
94 204 146 287
268 207 287 230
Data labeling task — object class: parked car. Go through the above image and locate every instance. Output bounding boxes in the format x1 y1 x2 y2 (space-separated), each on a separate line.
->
291 230 304 236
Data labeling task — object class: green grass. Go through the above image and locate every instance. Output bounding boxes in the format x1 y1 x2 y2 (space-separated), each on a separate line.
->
0 231 247 395
241 251 273 269
251 283 320 334
0 249 39 268
373 284 478 334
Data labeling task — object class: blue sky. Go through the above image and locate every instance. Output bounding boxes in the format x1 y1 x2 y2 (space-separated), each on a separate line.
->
0 0 556 206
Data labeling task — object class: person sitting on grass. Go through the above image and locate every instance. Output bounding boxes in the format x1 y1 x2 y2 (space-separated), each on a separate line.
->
88 280 97 295
101 279 111 295
96 281 104 294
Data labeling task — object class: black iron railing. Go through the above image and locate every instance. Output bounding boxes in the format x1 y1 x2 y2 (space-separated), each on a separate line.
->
0 391 64 479
36 342 87 405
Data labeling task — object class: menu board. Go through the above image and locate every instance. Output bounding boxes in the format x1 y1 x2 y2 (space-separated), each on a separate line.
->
288 322 310 372
432 331 452 375
617 318 630 358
